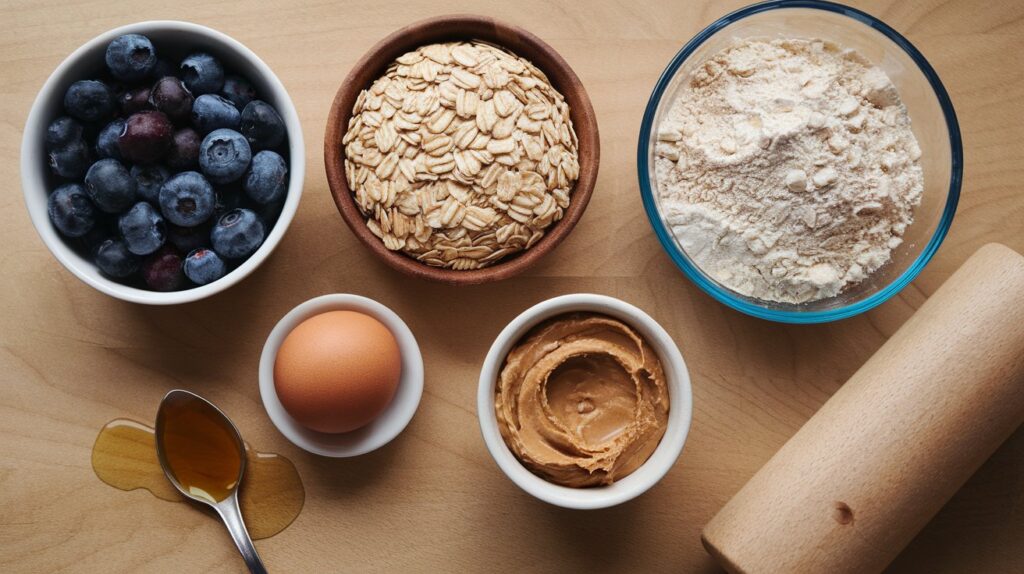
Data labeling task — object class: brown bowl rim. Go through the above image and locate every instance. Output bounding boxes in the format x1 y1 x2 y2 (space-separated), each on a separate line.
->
324 14 600 285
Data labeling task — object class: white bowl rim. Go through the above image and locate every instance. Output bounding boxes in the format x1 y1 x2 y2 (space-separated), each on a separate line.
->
20 20 305 305
259 294 424 457
477 293 693 509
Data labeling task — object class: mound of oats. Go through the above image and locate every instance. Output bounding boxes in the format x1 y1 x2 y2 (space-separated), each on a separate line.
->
343 41 580 270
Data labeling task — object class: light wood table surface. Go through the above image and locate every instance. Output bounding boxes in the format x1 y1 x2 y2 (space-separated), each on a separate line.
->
2 1 1022 572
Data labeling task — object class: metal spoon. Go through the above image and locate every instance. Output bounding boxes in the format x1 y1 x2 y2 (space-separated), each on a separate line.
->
155 389 268 574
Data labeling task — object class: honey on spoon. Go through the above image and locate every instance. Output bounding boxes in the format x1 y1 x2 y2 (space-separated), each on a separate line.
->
91 391 304 566
156 390 245 504
155 390 266 573
91 419 303 540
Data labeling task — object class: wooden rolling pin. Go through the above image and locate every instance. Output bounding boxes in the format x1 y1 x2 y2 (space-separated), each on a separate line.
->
702 243 1024 574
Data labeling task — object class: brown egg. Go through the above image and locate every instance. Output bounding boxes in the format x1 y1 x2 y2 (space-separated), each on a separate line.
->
274 310 402 433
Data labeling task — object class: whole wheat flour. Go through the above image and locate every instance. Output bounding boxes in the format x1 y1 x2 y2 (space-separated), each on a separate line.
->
654 38 923 304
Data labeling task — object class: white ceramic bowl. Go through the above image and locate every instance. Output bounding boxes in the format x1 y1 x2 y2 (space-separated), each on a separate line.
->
478 294 693 509
259 294 424 457
20 21 305 305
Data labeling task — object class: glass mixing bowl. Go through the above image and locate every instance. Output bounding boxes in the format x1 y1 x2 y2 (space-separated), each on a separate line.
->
637 0 962 323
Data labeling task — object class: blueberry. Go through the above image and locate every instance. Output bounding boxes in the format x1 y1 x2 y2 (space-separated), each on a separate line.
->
105 34 157 81
199 129 251 184
47 183 97 237
184 248 226 285
149 76 194 124
179 53 224 96
166 128 202 170
243 150 288 204
94 238 141 278
63 80 115 123
221 75 256 109
118 111 173 164
191 94 240 134
46 117 83 150
96 119 125 160
48 138 92 179
131 164 169 203
167 222 211 253
159 171 215 227
142 246 185 291
211 208 264 259
239 100 285 151
85 158 136 213
119 86 152 115
119 201 165 255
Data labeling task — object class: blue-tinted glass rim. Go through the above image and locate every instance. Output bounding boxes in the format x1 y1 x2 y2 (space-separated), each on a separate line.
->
637 0 963 324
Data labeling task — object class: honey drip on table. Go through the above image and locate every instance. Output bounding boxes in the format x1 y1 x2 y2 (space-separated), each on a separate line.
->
91 418 304 539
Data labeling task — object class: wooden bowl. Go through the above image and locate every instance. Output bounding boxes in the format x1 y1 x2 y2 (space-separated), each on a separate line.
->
324 15 600 285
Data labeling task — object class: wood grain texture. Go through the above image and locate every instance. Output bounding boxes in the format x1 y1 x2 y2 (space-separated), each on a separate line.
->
0 1 1022 572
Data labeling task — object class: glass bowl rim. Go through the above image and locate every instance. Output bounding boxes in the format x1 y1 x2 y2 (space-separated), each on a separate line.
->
636 0 963 324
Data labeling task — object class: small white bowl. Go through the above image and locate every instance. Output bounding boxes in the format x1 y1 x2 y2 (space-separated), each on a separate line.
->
259 294 424 457
478 294 693 509
20 20 305 305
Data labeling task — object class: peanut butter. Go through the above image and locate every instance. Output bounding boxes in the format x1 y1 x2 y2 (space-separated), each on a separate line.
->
495 313 670 487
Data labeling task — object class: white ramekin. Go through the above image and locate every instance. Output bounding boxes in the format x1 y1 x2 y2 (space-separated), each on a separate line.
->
20 21 305 305
259 294 424 457
478 293 693 509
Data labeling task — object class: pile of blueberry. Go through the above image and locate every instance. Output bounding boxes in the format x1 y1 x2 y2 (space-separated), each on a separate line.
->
45 33 289 291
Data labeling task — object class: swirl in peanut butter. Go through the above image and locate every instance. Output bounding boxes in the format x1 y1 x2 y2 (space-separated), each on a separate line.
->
495 313 669 487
